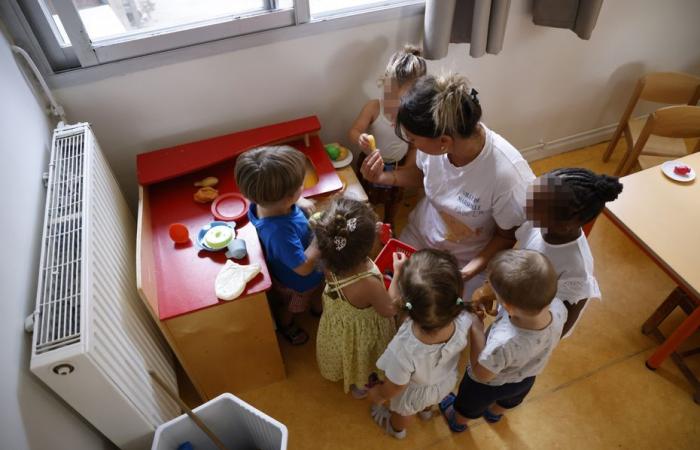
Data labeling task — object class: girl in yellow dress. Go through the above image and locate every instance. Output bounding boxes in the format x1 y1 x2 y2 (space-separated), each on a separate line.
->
312 198 397 398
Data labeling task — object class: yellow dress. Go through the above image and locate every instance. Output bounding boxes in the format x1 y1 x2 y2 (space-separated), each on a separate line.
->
316 262 397 393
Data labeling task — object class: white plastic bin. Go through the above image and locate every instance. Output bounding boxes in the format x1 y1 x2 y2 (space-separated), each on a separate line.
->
152 393 288 450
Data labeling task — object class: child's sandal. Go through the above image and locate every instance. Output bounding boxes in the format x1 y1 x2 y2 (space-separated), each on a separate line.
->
483 409 503 423
278 323 308 345
438 392 456 414
443 407 468 433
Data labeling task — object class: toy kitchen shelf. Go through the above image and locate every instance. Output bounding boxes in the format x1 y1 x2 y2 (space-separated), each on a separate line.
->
136 116 342 401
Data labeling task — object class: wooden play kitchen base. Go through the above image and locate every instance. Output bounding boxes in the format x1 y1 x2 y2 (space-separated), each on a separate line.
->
136 117 344 401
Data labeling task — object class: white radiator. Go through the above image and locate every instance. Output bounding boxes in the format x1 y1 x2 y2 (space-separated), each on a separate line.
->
29 123 180 449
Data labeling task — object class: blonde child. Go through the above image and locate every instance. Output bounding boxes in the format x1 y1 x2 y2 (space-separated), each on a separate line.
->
348 44 426 225
368 249 475 439
235 146 323 345
519 168 622 336
312 198 397 398
440 249 567 431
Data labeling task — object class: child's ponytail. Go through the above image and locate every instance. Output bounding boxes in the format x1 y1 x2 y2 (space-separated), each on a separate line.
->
549 168 623 224
384 44 427 87
311 198 378 274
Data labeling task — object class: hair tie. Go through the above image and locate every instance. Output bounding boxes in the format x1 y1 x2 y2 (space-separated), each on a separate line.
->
469 88 480 105
333 236 347 251
346 217 358 232
405 302 413 311
456 297 464 306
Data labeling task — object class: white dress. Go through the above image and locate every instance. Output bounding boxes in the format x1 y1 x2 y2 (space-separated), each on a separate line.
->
376 312 472 416
400 124 535 298
516 221 601 304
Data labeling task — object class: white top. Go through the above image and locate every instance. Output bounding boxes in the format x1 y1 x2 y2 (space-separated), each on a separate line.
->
468 298 567 386
377 312 472 387
401 124 534 265
516 221 601 304
367 99 409 163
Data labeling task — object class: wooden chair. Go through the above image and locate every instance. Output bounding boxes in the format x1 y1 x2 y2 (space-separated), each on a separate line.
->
603 72 700 167
642 287 700 404
615 105 700 176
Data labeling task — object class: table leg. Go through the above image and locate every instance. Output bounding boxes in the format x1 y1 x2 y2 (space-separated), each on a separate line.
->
646 306 700 369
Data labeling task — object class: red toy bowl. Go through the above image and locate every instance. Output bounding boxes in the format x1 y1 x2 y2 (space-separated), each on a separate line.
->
211 193 249 222
168 223 190 244
374 238 416 289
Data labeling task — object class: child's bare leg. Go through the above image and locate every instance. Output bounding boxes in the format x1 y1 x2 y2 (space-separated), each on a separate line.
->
390 412 413 432
561 299 588 337
311 294 323 315
451 408 470 426
276 308 294 327
488 403 508 415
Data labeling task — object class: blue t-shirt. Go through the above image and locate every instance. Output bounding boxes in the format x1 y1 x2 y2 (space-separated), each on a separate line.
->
248 204 323 292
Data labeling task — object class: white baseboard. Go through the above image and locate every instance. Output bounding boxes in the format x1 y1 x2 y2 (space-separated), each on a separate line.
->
520 123 617 162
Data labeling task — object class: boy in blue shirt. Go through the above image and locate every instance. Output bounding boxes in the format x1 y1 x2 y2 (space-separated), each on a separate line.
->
235 146 323 345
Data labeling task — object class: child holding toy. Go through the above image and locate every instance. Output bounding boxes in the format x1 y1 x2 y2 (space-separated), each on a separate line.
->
518 168 622 336
349 44 427 225
368 249 475 440
439 249 567 431
312 198 397 399
235 146 323 345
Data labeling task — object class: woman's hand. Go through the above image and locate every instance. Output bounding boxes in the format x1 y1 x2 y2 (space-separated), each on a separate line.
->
392 252 408 275
361 151 391 184
358 133 373 153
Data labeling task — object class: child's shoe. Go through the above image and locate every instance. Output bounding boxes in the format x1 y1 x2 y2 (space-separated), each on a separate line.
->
371 404 406 439
418 408 433 421
350 384 368 399
483 409 503 423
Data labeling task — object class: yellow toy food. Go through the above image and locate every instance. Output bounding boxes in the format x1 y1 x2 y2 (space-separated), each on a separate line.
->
367 135 377 152
194 186 219 203
194 176 218 187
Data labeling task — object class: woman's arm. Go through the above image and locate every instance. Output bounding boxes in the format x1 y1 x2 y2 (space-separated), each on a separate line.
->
361 151 423 188
349 100 379 154
460 225 517 280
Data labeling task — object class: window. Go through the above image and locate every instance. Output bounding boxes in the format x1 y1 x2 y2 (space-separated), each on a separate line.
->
8 0 422 74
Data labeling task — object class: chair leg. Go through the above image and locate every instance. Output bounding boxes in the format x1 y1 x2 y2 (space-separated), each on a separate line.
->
602 123 625 162
646 306 700 369
642 287 684 335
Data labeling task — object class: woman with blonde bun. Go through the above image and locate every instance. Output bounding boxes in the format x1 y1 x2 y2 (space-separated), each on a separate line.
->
361 73 535 299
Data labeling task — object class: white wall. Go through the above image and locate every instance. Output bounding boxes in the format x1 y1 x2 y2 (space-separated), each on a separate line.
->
0 30 113 450
53 0 700 205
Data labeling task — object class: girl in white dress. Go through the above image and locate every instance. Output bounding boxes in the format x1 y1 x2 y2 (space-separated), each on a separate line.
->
360 73 535 299
368 249 477 439
518 168 623 336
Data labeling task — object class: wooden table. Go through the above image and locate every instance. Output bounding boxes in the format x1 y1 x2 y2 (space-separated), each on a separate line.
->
604 153 700 396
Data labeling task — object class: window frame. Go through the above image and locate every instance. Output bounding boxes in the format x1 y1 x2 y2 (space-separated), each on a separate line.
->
2 0 424 86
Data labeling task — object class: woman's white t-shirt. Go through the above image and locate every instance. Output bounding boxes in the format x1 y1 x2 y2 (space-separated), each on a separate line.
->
516 221 601 304
400 124 535 267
